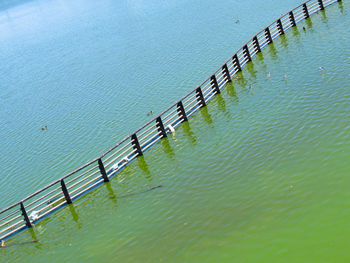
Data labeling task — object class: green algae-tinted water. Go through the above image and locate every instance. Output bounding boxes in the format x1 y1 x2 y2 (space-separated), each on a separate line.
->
1 0 350 262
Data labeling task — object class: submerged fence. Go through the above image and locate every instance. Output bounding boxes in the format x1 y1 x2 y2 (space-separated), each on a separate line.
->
0 0 342 241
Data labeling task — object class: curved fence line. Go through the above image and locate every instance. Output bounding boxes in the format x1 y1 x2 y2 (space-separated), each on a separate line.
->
0 0 342 241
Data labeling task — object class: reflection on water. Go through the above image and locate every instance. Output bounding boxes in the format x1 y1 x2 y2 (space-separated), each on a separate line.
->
215 94 227 113
182 121 197 145
246 61 258 79
68 204 80 225
137 155 151 178
104 182 118 205
225 82 239 101
321 7 330 23
199 106 213 126
160 137 175 160
280 34 288 48
267 42 278 60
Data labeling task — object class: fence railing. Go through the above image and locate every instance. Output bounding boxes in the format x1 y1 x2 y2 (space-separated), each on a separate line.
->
0 0 342 241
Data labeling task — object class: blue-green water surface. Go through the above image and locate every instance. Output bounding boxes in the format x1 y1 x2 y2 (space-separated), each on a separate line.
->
0 0 349 262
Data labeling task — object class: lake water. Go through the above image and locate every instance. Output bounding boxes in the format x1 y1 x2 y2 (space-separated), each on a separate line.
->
0 0 349 262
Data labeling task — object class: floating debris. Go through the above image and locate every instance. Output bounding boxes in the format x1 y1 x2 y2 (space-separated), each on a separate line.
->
166 124 175 135
319 66 325 71
112 156 130 170
235 19 240 24
29 211 39 221
0 240 38 248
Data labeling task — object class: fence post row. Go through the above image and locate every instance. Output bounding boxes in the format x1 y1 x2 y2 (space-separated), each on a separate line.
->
222 64 232 82
243 45 251 62
20 202 32 228
253 36 261 53
303 3 310 18
277 19 284 35
61 179 72 204
289 11 296 27
131 134 143 156
156 116 167 138
210 75 220 94
195 87 206 108
265 27 273 44
318 0 324 10
232 54 241 72
98 158 109 182
177 101 188 122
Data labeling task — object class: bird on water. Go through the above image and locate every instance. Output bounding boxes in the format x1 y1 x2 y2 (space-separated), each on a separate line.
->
41 125 48 130
267 72 271 79
146 111 153 116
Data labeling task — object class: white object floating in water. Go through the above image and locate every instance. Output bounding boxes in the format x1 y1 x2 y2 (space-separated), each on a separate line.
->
319 66 325 71
267 72 271 78
112 163 119 170
29 211 39 221
166 124 175 135
112 156 130 171
121 157 129 163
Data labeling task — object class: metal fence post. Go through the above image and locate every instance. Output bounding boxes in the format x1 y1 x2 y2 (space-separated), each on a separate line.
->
265 27 273 44
303 3 310 18
253 36 261 53
318 0 324 10
277 19 284 35
131 134 143 156
156 116 167 138
289 11 296 27
210 75 220 94
222 64 232 82
98 158 109 182
61 179 72 204
243 45 251 62
177 101 188 122
20 202 32 228
232 54 241 72
196 87 206 108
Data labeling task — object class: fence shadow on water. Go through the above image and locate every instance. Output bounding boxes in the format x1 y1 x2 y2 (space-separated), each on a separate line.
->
0 0 343 241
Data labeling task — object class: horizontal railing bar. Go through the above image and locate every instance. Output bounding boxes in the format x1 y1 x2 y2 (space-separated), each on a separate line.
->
26 189 63 214
138 126 160 143
104 144 135 168
70 178 105 201
0 213 22 229
67 169 100 191
24 185 62 210
0 208 20 223
140 131 162 148
0 224 26 241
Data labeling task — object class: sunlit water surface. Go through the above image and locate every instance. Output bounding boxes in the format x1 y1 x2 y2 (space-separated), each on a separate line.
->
0 0 349 262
